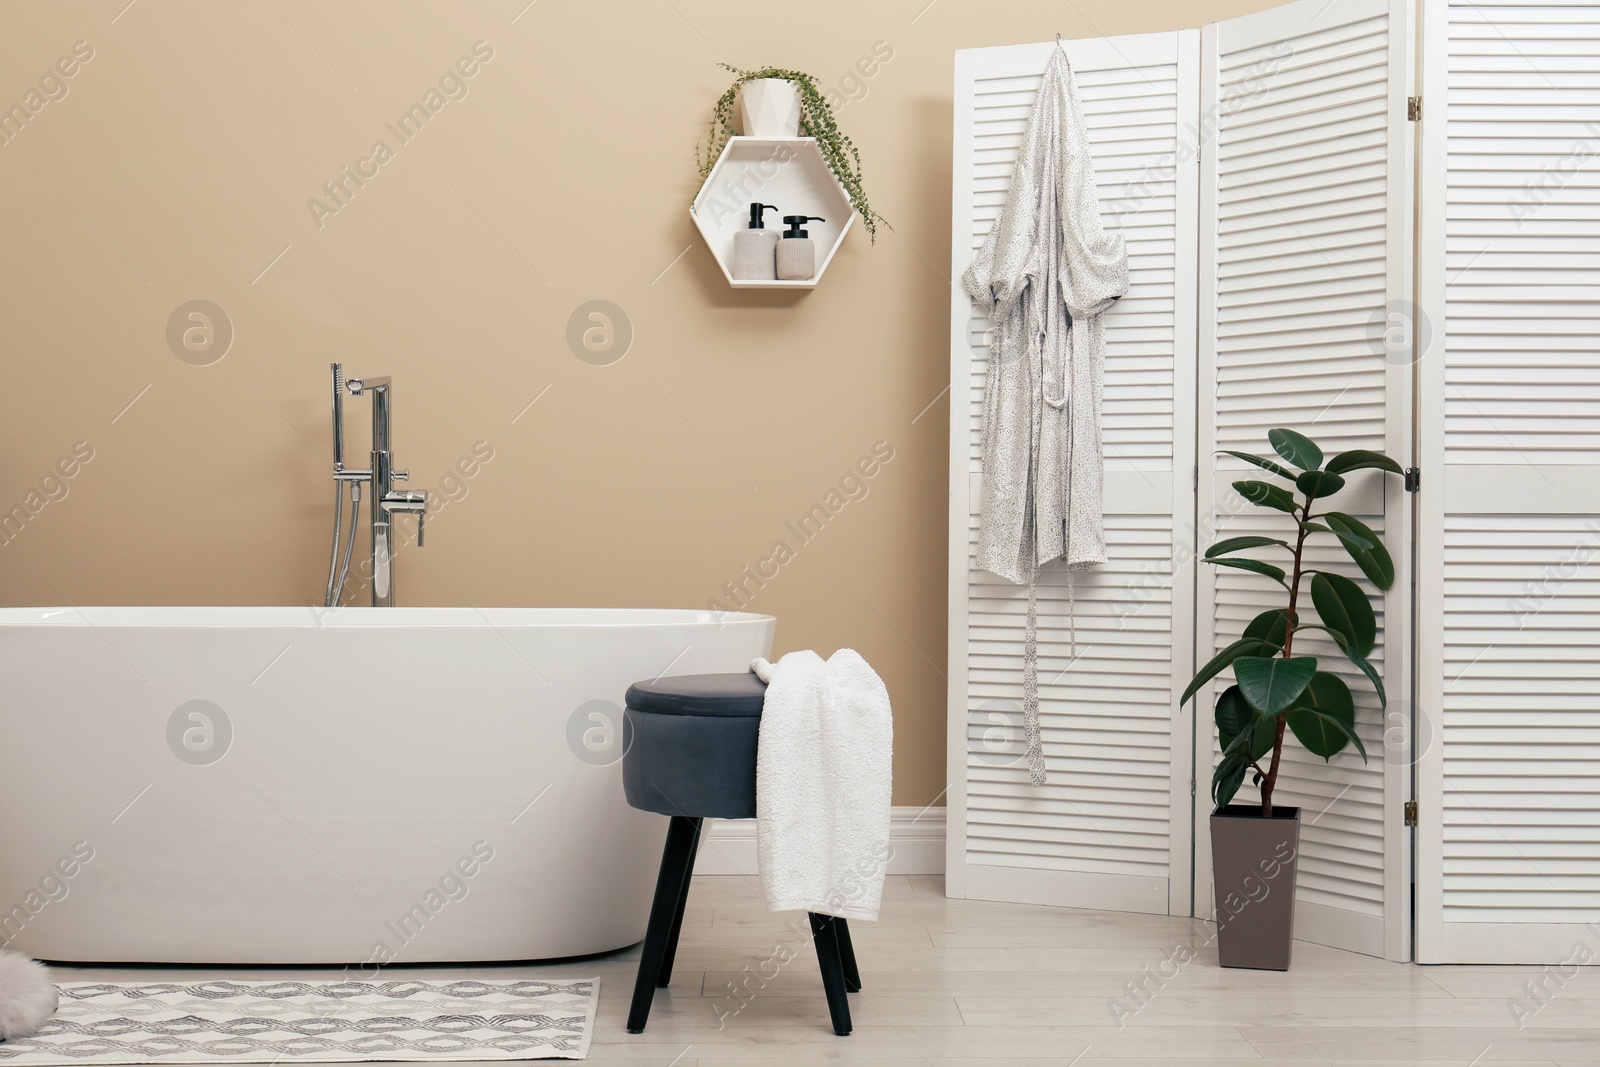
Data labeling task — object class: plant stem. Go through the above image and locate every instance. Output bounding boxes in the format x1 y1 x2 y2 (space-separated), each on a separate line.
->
1260 494 1312 817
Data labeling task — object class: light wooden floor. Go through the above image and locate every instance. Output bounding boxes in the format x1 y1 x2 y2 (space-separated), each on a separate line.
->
53 874 1600 1065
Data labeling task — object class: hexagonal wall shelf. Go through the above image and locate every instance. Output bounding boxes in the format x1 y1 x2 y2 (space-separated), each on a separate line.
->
691 137 858 290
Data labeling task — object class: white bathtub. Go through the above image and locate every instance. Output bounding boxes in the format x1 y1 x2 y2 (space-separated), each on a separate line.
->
0 606 773 965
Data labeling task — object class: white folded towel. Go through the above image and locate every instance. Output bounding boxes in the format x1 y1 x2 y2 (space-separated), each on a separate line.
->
751 649 893 921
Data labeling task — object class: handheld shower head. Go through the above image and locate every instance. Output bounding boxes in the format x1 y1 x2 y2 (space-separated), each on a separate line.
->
330 363 345 470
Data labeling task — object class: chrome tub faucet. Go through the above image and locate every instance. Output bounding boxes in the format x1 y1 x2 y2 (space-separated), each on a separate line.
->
325 363 429 607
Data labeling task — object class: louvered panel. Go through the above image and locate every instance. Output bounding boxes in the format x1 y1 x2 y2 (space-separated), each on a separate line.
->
1210 5 1391 459
1440 0 1600 462
1197 0 1409 961
1437 516 1600 925
951 32 1197 915
965 513 1179 869
1417 0 1600 962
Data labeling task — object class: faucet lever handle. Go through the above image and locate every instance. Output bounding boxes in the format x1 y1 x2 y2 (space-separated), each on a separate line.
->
382 489 428 547
393 470 408 481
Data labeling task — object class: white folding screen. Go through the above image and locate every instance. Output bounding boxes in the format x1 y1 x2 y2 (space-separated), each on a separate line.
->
1416 0 1600 964
1193 0 1414 960
950 1 1414 957
951 0 1600 964
947 31 1200 916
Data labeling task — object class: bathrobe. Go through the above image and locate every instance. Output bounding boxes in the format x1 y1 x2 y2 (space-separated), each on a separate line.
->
962 44 1129 786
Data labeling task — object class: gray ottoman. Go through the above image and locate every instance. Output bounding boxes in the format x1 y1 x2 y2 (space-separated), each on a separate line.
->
621 672 860 1036
623 672 765 819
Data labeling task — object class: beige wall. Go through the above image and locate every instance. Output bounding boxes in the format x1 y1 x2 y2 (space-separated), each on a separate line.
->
0 0 1279 805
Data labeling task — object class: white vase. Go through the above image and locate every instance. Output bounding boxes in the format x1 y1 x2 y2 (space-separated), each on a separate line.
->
739 78 801 138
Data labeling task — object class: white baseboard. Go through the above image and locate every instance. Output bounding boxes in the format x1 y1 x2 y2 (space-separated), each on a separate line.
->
693 806 946 876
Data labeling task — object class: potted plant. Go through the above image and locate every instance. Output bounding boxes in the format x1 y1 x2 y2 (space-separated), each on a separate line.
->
696 64 884 242
1183 428 1402 969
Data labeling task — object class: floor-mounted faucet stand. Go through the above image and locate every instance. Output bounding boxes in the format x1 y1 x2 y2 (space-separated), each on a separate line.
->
324 363 428 607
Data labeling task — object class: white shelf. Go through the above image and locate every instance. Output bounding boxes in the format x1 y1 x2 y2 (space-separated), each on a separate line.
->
690 137 859 290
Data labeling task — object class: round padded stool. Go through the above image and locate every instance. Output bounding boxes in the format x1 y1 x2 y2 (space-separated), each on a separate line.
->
622 672 860 1036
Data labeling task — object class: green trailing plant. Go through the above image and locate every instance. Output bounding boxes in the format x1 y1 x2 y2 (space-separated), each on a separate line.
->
1182 428 1404 817
696 64 885 242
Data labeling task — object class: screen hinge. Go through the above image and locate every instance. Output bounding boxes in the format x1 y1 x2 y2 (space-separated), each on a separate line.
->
1404 467 1421 493
1407 96 1422 121
1193 464 1199 492
1404 800 1418 827
1190 777 1197 798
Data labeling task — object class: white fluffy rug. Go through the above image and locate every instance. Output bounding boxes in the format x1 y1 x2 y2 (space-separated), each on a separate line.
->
0 979 597 1063
0 953 58 1042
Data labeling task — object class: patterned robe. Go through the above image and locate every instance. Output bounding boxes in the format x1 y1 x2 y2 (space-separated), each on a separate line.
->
962 44 1129 784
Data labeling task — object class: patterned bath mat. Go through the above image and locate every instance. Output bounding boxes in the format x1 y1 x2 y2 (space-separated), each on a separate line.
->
0 979 597 1063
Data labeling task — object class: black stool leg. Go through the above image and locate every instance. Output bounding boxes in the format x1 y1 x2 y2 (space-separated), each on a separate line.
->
834 917 861 993
656 817 703 988
808 913 853 1036
627 816 702 1034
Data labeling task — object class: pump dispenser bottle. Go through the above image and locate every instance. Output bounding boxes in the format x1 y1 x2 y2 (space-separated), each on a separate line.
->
732 203 780 280
776 215 825 280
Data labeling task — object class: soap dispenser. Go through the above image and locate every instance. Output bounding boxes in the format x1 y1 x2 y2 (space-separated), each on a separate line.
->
733 203 780 281
776 215 825 280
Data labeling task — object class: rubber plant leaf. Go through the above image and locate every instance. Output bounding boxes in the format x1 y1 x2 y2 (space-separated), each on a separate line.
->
1209 557 1288 584
1242 608 1294 648
1218 450 1296 480
1311 571 1377 656
1233 655 1319 717
1296 469 1347 500
1213 745 1250 808
1297 624 1387 708
1233 480 1298 514
1216 683 1277 761
1325 512 1395 590
1285 671 1364 761
1325 449 1403 476
1213 722 1271 807
1269 428 1324 471
1205 535 1289 559
1181 638 1281 706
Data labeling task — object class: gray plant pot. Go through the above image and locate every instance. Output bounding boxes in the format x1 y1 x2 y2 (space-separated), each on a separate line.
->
1210 804 1301 970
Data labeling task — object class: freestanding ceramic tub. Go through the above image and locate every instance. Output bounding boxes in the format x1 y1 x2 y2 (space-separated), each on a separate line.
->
0 606 773 965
